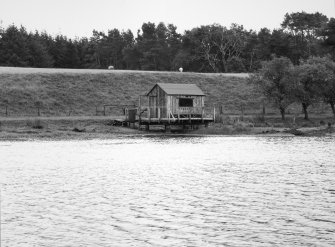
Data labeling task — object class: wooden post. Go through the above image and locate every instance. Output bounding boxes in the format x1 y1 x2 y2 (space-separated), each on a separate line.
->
138 96 142 129
103 106 106 116
158 107 161 122
213 106 216 122
139 95 142 113
125 108 128 122
201 107 204 123
148 106 151 123
262 100 266 116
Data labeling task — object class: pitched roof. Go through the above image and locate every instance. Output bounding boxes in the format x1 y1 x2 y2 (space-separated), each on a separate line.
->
147 83 205 96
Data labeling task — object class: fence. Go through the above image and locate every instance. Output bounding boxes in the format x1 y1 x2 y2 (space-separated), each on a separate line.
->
0 104 135 118
0 101 332 119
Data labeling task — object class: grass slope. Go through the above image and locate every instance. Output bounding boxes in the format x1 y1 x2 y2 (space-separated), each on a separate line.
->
0 67 331 119
0 67 261 117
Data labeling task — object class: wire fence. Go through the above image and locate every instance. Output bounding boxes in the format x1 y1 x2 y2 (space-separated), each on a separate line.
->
0 104 134 118
0 101 332 119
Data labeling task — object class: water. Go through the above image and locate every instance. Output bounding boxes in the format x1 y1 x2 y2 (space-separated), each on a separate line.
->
1 136 335 246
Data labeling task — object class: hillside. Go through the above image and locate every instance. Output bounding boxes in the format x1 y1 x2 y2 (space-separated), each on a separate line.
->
1 67 332 120
0 67 264 117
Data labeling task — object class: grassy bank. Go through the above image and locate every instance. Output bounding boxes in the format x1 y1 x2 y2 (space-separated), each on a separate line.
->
0 67 334 129
0 116 334 140
0 67 262 117
0 116 140 140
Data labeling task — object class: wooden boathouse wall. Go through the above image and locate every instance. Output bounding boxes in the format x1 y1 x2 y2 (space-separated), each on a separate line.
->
146 83 205 119
148 85 167 118
170 95 204 115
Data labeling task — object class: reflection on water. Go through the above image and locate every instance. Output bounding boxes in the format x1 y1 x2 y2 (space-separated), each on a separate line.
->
1 136 335 246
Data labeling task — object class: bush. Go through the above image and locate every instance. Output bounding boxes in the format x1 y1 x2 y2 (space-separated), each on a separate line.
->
27 119 45 129
227 57 247 73
253 114 265 123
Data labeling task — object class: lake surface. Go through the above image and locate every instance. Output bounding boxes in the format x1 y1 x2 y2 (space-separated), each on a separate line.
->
1 136 335 246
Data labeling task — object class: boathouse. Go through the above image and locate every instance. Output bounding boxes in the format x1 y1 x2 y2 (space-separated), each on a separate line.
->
136 83 214 130
145 83 205 119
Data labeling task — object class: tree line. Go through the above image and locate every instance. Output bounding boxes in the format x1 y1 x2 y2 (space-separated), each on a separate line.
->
0 11 334 72
249 56 335 120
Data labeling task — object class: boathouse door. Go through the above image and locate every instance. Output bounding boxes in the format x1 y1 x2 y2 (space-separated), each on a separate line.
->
149 96 157 118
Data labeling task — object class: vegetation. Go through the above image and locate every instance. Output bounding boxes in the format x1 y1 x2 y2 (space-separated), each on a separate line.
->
1 11 335 125
249 56 335 120
304 57 335 117
0 66 333 122
0 69 256 116
0 11 334 72
249 57 294 120
292 58 331 119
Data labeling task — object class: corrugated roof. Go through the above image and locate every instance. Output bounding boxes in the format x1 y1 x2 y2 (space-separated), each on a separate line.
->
147 83 205 96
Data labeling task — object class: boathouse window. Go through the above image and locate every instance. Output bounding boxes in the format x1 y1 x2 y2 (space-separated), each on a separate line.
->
179 98 193 107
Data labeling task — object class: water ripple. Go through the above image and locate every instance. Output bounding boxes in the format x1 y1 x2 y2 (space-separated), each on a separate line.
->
1 136 335 246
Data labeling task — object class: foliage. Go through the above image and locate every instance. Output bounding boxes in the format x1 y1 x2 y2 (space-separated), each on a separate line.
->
320 18 335 59
248 57 294 120
30 119 44 129
291 57 333 119
298 56 335 117
281 11 329 63
181 24 249 72
0 12 334 72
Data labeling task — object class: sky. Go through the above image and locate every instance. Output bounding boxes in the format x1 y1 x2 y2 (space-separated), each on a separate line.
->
0 0 334 38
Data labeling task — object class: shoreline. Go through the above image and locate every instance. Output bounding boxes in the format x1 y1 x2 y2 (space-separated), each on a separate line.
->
0 116 334 141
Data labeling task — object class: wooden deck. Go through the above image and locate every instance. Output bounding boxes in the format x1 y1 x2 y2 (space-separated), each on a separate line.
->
139 117 214 125
140 117 213 122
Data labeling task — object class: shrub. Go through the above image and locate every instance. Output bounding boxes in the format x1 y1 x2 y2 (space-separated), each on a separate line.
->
27 119 45 129
254 113 265 123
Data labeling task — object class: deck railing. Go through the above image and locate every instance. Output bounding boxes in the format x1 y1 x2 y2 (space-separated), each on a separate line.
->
176 107 202 114
137 106 214 119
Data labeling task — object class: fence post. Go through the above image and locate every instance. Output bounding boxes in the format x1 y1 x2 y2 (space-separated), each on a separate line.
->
148 106 151 123
201 107 204 123
240 104 244 121
138 96 142 127
213 106 216 122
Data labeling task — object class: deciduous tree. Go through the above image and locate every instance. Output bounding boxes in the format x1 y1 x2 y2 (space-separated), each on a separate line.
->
248 57 294 120
303 57 335 117
292 57 331 119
